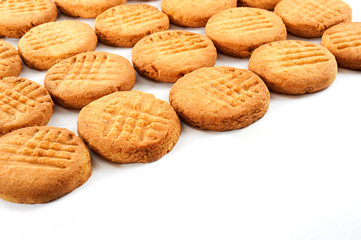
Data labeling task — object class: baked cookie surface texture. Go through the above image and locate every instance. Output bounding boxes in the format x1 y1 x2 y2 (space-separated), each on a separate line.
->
0 0 58 38
169 67 270 131
45 51 136 109
0 77 53 136
0 40 22 79
78 91 181 164
54 0 127 18
161 0 237 27
95 4 169 47
0 126 92 204
18 21 98 70
205 7 287 57
321 22 361 70
274 0 352 38
237 0 281 10
132 30 217 83
249 40 337 95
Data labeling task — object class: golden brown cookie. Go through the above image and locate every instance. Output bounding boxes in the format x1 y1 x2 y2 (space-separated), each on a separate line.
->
237 0 281 10
321 22 361 71
54 0 127 18
274 0 352 38
44 51 136 109
132 30 217 83
169 67 270 131
205 7 287 58
249 40 337 95
18 20 98 70
161 0 237 27
0 126 92 204
0 0 58 38
78 91 181 164
0 40 22 79
0 77 53 136
95 4 169 48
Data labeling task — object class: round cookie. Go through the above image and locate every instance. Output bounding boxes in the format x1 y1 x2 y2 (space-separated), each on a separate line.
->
78 91 181 164
321 22 361 71
161 0 237 27
44 51 136 109
132 30 217 83
0 126 92 204
0 40 22 79
95 4 169 48
0 77 53 136
249 40 337 95
205 7 287 58
18 20 98 70
169 67 270 131
54 0 127 19
0 0 58 38
237 0 281 10
274 0 352 38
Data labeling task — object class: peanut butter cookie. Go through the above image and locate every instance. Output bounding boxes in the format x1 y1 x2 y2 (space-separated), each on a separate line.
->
78 91 181 164
0 126 92 204
45 51 136 109
321 22 361 70
0 0 57 38
206 7 287 57
0 77 53 136
249 40 337 94
132 30 217 83
169 67 270 131
161 0 237 27
95 4 169 47
274 0 352 38
54 0 127 18
18 21 98 70
0 40 22 79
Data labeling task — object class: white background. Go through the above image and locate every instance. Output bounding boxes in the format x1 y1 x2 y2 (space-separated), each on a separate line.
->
1 0 361 239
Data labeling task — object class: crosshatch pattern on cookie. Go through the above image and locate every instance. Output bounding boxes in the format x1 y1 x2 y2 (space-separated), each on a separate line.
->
46 53 123 86
100 4 166 30
96 95 172 144
0 0 49 14
0 41 18 70
280 0 350 27
140 31 210 56
209 8 277 34
326 27 361 51
0 79 51 123
0 128 80 170
194 68 262 108
20 23 90 52
264 41 333 68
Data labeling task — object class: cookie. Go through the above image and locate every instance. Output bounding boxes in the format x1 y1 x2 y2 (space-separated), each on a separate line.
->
54 0 127 18
237 0 281 10
321 22 361 71
274 0 352 38
44 51 136 109
18 20 98 70
161 0 237 27
95 4 169 48
169 67 270 131
0 0 58 38
0 126 92 204
132 30 217 83
78 91 181 164
0 77 53 136
205 7 287 58
0 40 22 79
249 40 337 95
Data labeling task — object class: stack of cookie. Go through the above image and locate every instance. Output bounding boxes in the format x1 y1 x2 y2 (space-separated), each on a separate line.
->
0 0 360 204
